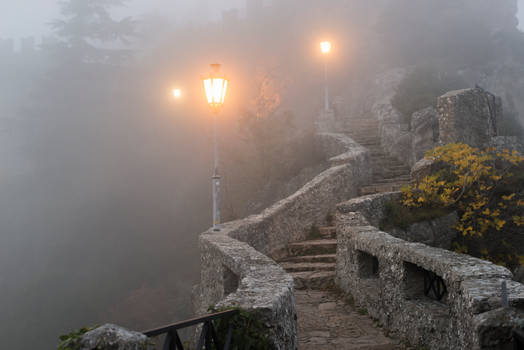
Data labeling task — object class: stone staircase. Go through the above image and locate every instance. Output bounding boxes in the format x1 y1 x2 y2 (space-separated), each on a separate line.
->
275 114 412 348
343 116 412 195
278 227 337 290
278 115 412 289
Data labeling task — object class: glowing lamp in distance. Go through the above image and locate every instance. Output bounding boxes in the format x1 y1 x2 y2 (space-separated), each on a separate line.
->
172 88 182 99
203 64 228 111
320 41 332 54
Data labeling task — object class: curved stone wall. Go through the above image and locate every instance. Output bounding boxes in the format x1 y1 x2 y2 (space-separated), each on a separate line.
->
335 192 524 350
192 133 370 349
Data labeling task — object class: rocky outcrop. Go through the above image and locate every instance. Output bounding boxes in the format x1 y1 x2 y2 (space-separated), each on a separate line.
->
437 88 502 148
491 135 524 154
77 324 148 350
411 106 439 163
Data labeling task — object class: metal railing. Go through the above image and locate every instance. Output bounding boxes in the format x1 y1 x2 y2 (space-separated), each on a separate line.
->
514 329 524 350
423 270 447 301
143 309 239 350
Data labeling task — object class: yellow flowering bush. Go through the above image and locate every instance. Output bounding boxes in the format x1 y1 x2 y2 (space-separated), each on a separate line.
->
401 143 524 268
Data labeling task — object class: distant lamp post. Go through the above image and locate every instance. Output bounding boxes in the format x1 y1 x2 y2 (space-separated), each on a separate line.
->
203 64 228 231
320 41 332 111
172 88 182 99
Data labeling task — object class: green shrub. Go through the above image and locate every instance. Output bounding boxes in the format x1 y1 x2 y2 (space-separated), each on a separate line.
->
308 224 321 239
208 306 273 350
400 144 524 269
57 326 98 350
379 201 452 231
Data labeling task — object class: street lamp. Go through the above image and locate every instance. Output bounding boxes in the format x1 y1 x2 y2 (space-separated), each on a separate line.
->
203 64 228 231
172 88 182 99
320 41 331 112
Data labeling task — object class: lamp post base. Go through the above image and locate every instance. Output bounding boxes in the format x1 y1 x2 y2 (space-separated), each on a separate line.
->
212 174 221 231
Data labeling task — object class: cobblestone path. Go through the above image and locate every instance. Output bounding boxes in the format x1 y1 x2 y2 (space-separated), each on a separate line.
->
296 289 401 350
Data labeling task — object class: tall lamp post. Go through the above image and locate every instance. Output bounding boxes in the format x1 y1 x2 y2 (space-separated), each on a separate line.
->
203 64 228 231
320 41 332 112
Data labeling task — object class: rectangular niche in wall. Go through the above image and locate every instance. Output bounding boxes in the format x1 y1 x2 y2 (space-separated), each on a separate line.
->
223 265 239 297
403 262 447 302
357 250 379 278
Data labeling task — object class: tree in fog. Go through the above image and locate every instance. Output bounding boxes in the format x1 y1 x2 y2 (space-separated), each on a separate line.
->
51 0 136 64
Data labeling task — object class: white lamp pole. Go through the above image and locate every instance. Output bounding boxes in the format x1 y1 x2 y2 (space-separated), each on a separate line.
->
203 64 228 231
320 41 332 112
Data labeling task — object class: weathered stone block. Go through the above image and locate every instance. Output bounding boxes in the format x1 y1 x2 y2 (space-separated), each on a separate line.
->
78 324 148 350
411 106 439 163
437 88 501 148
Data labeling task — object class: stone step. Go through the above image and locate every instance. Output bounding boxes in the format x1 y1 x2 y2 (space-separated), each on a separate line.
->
346 129 379 134
281 262 335 273
373 166 410 173
344 120 379 125
360 183 411 195
371 157 405 164
319 226 336 238
345 130 379 135
373 177 412 184
372 162 407 169
373 170 411 178
292 270 335 290
288 239 337 257
279 254 336 264
357 141 381 147
344 122 379 127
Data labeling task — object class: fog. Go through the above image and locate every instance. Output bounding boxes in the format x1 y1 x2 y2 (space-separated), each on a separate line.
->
1 1 524 349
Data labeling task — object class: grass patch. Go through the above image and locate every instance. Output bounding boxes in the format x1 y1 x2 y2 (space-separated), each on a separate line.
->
357 308 368 315
379 200 453 231
308 224 322 239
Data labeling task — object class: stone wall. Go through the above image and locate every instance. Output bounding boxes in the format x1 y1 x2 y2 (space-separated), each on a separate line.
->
437 88 501 147
193 133 371 349
335 193 524 350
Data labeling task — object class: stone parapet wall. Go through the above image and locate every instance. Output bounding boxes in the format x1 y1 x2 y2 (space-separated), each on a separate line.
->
336 193 524 350
193 233 296 349
193 133 370 349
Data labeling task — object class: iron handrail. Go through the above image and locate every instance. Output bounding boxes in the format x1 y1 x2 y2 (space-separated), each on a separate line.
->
143 309 239 350
514 329 524 350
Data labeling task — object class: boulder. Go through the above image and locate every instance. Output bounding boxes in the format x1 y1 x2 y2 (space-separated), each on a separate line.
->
490 136 524 154
388 212 458 249
437 87 502 148
514 267 524 284
411 106 439 163
380 123 413 166
78 324 149 350
410 158 445 183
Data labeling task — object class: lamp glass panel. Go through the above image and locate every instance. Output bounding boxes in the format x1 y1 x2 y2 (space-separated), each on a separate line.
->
221 80 228 104
320 41 331 54
204 79 213 104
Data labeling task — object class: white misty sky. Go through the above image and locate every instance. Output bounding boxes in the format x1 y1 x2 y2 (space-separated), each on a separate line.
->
0 0 243 42
0 0 523 42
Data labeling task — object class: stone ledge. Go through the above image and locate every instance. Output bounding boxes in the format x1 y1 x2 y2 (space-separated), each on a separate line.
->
194 133 371 349
335 191 524 349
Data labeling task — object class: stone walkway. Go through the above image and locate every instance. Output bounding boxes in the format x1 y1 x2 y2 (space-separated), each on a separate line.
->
296 289 403 350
